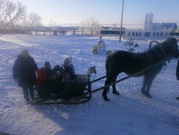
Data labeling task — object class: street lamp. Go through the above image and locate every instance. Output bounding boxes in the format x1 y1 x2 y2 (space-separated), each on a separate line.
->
119 0 124 42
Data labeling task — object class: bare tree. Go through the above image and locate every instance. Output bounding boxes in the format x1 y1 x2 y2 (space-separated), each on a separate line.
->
113 23 117 30
79 18 100 35
79 20 86 34
0 0 42 33
4 0 17 30
2 1 26 30
28 12 41 30
86 17 100 35
0 0 9 29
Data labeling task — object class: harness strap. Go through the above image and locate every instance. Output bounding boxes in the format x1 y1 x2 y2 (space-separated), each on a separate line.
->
158 43 167 57
145 52 153 65
145 41 171 67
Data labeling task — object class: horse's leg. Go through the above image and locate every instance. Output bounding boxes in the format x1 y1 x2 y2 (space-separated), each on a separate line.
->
141 75 148 95
103 80 110 101
143 75 156 98
103 73 119 101
112 78 120 95
143 66 162 98
141 74 155 98
145 71 161 98
103 55 121 101
108 75 120 95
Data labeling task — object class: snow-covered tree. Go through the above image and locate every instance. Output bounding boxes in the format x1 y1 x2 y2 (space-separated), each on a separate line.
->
79 18 100 35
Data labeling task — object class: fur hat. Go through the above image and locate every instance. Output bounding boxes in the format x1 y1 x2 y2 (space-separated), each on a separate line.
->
62 56 72 66
20 49 29 57
21 49 29 55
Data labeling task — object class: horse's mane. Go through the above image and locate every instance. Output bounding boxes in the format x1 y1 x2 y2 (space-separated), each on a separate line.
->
147 38 177 60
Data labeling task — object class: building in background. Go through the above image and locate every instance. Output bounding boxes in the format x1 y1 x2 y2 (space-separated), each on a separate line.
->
125 13 177 40
144 13 177 32
144 13 154 32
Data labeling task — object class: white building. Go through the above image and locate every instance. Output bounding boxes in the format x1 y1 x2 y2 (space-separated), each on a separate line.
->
125 13 177 40
144 13 153 32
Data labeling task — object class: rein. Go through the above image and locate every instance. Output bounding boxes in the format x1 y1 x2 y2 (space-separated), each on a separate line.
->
160 60 170 74
147 41 172 65
158 43 168 58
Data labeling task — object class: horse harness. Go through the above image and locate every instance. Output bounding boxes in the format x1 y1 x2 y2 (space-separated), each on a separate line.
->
146 42 172 67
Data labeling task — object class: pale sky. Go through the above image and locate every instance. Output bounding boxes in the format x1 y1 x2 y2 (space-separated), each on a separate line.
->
15 0 179 28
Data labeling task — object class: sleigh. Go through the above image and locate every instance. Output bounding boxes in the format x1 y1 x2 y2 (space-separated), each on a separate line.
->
33 74 92 104
32 66 98 104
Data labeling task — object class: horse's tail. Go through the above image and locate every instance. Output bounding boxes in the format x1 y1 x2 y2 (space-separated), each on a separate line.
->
105 55 111 77
105 54 114 94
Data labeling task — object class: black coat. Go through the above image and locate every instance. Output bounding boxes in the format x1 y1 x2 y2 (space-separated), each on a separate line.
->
13 55 38 87
63 64 77 79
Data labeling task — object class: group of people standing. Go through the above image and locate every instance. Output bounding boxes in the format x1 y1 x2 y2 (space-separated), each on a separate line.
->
13 49 76 102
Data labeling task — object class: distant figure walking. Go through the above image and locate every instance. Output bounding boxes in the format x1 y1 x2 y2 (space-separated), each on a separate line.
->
97 36 106 55
13 49 38 102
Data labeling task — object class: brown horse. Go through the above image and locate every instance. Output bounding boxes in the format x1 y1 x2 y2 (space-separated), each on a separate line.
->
103 38 179 101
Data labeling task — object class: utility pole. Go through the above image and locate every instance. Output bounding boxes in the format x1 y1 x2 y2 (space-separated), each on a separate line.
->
119 0 124 42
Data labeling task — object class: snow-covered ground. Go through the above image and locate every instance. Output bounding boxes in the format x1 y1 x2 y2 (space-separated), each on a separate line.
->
0 34 179 135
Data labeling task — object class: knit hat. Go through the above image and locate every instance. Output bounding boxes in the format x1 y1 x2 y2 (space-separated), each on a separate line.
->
44 61 50 66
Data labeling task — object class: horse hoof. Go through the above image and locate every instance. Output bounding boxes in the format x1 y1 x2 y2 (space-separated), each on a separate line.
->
141 90 145 95
142 92 152 98
146 94 152 98
104 97 110 101
102 92 110 101
113 91 120 95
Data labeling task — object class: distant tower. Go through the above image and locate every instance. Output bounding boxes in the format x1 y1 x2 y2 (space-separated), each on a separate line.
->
144 13 153 32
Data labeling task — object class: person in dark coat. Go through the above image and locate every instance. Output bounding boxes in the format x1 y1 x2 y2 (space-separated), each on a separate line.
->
44 61 53 78
61 56 77 79
176 59 179 100
13 49 38 102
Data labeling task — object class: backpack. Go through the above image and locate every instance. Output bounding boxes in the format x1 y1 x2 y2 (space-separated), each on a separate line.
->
36 67 48 85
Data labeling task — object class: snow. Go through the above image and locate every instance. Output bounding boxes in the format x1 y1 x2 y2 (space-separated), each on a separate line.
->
0 34 179 135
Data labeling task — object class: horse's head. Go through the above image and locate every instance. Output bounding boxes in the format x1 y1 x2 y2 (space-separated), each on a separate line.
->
161 37 179 59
